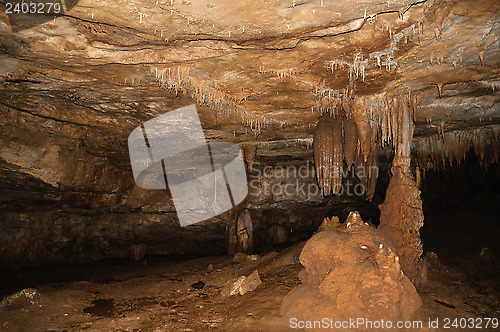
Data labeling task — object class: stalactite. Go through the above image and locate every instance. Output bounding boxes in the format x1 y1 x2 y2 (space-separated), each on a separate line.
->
414 125 500 171
477 130 487 166
312 83 344 115
258 66 296 81
327 22 422 83
478 80 500 91
152 66 271 134
326 54 368 82
350 92 397 156
152 65 238 111
314 115 335 196
415 138 431 168
391 94 415 170
343 114 358 167
352 98 372 163
331 115 344 194
355 150 368 194
365 130 379 201
313 114 343 195
436 83 444 98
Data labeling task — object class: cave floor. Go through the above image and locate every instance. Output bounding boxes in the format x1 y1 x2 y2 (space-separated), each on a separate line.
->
1 253 498 331
1 203 499 332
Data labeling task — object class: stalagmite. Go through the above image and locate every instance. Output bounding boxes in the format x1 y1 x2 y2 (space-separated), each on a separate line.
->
236 210 253 254
379 94 424 285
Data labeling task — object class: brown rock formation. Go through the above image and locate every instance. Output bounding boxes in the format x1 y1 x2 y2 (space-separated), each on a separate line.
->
379 94 425 284
282 212 421 326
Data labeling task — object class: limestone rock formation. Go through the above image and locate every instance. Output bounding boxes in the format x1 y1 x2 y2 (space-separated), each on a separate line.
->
236 209 254 254
379 166 425 284
282 212 421 325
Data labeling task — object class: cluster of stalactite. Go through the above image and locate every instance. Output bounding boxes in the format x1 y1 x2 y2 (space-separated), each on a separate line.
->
313 91 420 200
258 66 297 82
152 66 269 131
312 80 354 115
326 22 423 82
311 95 372 199
414 125 500 185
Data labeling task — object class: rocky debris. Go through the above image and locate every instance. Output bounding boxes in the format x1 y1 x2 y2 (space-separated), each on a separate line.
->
282 211 421 325
220 276 247 297
220 270 262 297
191 281 205 290
83 298 114 317
0 288 41 311
239 270 263 296
232 252 258 263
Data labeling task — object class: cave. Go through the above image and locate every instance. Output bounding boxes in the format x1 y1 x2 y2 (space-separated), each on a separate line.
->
0 0 499 330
